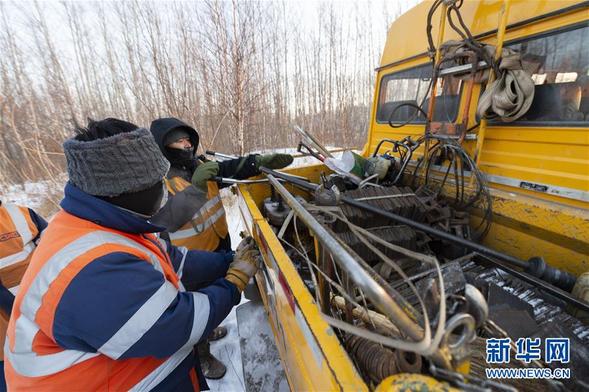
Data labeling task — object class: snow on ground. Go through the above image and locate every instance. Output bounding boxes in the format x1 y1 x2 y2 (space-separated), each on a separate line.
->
1 178 66 219
207 189 248 392
207 296 249 392
1 181 55 210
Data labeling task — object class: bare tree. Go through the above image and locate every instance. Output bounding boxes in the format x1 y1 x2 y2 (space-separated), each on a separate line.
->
0 0 412 199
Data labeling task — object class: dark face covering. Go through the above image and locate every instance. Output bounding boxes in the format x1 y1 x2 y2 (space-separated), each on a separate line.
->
164 146 197 173
101 181 165 217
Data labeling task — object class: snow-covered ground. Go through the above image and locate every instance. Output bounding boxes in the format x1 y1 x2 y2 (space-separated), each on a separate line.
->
206 190 248 392
210 186 286 392
1 180 64 217
207 296 249 392
1 182 50 208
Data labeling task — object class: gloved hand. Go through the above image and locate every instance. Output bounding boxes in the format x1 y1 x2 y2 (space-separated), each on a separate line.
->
192 161 219 191
225 237 262 292
255 153 294 170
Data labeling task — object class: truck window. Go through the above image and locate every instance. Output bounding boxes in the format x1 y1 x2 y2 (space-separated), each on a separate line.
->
376 64 462 124
507 23 589 124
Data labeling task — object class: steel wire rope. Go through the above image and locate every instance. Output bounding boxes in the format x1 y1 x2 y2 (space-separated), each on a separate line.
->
305 204 449 357
290 210 439 355
281 220 378 332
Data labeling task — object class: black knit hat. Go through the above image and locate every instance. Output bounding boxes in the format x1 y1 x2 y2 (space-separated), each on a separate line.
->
63 128 170 197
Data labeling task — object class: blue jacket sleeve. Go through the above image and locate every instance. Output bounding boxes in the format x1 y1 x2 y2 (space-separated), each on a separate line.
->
166 243 233 291
52 252 239 360
28 208 47 241
0 284 14 316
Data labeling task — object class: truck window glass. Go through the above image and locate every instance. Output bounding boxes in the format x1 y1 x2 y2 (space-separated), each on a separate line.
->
506 24 589 124
376 64 462 124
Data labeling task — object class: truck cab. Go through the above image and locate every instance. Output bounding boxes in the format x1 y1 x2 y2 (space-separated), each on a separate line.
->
236 1 589 390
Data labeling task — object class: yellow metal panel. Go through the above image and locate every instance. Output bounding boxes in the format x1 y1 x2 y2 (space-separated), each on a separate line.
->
376 373 458 392
476 188 589 275
368 1 589 276
380 0 585 68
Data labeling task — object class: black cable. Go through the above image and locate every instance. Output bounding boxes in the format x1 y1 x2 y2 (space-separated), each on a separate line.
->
386 61 441 130
421 138 493 241
451 149 461 204
426 0 445 57
387 102 429 128
465 122 480 133
448 3 501 77
446 7 468 42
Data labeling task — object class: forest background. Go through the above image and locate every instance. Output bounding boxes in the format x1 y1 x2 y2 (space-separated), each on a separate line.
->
0 0 417 212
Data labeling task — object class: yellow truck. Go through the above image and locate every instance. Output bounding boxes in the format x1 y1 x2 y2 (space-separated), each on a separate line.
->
235 1 589 390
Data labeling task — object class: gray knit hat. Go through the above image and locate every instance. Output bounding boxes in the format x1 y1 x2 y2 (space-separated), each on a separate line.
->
63 128 170 197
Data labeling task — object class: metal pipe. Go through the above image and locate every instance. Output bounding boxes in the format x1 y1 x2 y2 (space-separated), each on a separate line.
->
297 141 326 162
205 150 238 160
208 148 345 161
260 167 589 312
215 177 275 184
293 125 334 159
215 172 309 185
266 174 428 344
294 148 346 159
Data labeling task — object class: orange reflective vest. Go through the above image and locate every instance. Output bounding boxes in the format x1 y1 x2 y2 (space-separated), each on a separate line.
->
0 203 41 362
0 204 39 289
4 210 198 391
165 177 229 252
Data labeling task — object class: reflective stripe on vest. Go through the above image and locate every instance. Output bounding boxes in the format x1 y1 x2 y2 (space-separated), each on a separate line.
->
0 204 40 363
5 213 208 390
3 204 33 245
0 204 38 275
168 196 225 239
165 177 228 251
0 242 35 270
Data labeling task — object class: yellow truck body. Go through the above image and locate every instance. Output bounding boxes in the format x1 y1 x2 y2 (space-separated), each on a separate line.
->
237 1 589 390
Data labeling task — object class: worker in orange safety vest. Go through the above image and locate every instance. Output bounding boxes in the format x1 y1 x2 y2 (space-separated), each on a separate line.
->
0 200 47 390
4 118 261 391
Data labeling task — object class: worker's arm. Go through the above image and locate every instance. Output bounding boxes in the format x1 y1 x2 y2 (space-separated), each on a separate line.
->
150 185 208 232
0 284 14 318
51 253 239 359
217 155 260 181
166 243 233 290
27 208 48 242
193 154 293 190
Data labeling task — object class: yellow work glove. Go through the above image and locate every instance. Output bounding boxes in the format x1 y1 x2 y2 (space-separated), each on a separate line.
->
225 237 262 292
